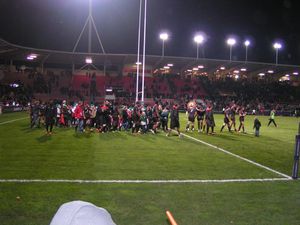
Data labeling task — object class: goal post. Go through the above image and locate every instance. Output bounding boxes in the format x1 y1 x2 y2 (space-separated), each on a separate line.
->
292 123 300 179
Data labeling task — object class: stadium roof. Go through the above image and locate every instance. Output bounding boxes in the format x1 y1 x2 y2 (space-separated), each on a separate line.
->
0 38 299 79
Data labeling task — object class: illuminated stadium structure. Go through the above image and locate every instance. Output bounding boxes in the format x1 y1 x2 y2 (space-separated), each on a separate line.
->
0 0 299 106
0 37 300 106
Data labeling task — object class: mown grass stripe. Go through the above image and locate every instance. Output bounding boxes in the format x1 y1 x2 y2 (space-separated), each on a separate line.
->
178 132 292 179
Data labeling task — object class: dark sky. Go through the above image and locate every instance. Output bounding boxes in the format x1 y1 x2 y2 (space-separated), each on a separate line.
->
0 0 299 64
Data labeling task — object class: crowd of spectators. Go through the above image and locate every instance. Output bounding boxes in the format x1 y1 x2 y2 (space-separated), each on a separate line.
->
1 68 299 116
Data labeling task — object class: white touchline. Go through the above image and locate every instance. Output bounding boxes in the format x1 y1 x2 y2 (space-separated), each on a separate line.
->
0 178 291 184
179 132 292 180
0 117 27 125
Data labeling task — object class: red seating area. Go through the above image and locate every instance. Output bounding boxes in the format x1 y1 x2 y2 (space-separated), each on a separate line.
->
1 70 208 101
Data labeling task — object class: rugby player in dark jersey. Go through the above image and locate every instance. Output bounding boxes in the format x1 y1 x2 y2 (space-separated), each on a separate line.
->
205 104 215 135
229 105 238 132
238 107 247 133
220 106 231 132
185 104 197 132
166 104 182 138
196 105 205 133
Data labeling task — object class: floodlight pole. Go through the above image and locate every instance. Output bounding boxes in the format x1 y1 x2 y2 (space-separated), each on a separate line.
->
245 45 248 62
196 43 199 59
229 45 232 62
162 39 165 57
275 49 279 65
73 0 106 54
88 0 92 53
135 0 142 103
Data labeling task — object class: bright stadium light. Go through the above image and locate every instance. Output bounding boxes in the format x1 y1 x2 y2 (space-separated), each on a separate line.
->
160 33 169 41
244 40 250 47
194 34 205 59
273 42 282 65
159 32 169 57
241 68 247 72
227 38 236 61
293 72 299 75
268 70 274 74
227 38 236 46
244 40 250 62
273 42 282 49
85 57 93 64
167 63 174 67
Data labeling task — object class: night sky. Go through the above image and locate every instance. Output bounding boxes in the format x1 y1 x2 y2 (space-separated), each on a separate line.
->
0 0 299 64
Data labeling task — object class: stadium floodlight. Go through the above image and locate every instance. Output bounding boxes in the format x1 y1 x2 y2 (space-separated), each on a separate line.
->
268 70 274 74
227 38 236 61
227 38 236 46
167 63 174 67
244 40 250 62
194 34 204 59
85 57 93 64
293 72 299 75
273 42 282 49
273 42 282 65
159 32 169 57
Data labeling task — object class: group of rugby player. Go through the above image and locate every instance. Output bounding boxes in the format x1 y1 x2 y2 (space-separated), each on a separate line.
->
185 101 247 135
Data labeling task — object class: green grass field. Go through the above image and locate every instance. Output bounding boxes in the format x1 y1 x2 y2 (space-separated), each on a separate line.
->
0 111 300 225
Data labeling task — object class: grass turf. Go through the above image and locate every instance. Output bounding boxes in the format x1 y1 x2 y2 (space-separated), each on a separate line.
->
0 111 299 225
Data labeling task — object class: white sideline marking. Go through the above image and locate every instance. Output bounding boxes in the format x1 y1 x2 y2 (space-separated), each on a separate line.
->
0 178 291 184
0 117 27 125
179 132 292 179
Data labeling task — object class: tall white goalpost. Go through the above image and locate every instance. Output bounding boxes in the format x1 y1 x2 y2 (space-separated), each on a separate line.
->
136 0 147 104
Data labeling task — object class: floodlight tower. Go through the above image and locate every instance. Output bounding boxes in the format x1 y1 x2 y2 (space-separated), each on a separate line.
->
73 0 106 54
227 38 236 61
244 40 250 62
273 42 282 65
159 32 169 57
194 35 204 59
